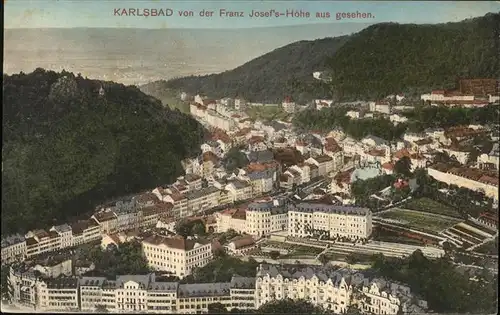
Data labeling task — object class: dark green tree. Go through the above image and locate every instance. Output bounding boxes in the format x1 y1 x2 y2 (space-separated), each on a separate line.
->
394 156 412 177
208 302 227 313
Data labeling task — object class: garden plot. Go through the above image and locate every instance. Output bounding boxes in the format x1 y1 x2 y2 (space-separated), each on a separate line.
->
377 208 462 233
404 197 461 218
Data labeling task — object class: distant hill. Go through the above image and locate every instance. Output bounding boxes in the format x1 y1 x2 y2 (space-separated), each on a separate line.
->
142 36 351 104
145 13 499 103
327 12 500 100
2 69 205 235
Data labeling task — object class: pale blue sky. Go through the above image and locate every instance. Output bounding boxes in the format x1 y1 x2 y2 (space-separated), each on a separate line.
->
5 0 500 29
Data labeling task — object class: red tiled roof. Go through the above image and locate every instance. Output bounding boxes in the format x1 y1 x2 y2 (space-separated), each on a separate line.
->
394 148 410 159
231 209 246 220
210 129 231 144
135 192 159 204
315 155 334 163
367 149 386 157
325 137 342 153
248 136 265 145
230 236 255 249
245 161 278 173
203 99 216 106
94 211 117 223
143 235 210 251
234 128 251 137
170 193 187 202
382 162 394 170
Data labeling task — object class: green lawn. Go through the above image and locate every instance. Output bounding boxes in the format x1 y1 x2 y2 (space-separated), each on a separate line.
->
246 105 290 121
378 209 461 233
404 197 461 218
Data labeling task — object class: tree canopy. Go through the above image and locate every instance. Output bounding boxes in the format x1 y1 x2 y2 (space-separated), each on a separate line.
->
293 107 407 141
82 241 152 278
144 36 349 103
2 69 205 236
326 13 500 100
147 13 499 103
371 251 498 313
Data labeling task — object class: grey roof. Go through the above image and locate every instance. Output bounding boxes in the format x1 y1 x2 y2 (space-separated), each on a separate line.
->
256 264 358 286
247 168 275 180
79 277 107 287
230 180 251 189
248 198 287 214
205 140 220 147
149 281 178 291
363 134 388 145
185 174 202 182
247 150 274 163
230 276 256 289
288 203 370 216
52 224 72 233
1 234 26 248
178 282 231 298
45 277 79 289
186 186 220 200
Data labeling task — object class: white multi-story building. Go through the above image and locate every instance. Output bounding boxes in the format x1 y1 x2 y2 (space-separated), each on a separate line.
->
215 208 247 234
421 90 475 103
37 278 80 311
428 163 498 201
245 198 288 237
1 234 27 265
369 101 391 114
288 203 372 240
255 264 428 315
477 143 500 170
25 229 61 258
8 263 426 315
49 224 73 249
141 235 213 278
8 265 43 310
346 110 361 119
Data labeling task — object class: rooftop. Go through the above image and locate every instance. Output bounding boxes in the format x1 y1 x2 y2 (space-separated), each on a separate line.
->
178 282 230 298
1 234 25 248
186 186 220 200
45 277 79 290
289 203 370 216
143 235 210 251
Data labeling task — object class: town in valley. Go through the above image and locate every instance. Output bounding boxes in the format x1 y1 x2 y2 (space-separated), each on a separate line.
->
2 3 499 315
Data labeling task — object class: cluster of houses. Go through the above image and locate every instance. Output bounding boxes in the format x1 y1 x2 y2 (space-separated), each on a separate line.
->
3 83 498 314
421 78 500 107
7 261 428 315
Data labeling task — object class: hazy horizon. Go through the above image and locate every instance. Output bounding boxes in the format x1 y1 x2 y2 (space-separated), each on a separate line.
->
4 23 369 85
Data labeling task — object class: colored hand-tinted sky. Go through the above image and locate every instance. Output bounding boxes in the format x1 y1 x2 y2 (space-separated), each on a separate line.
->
5 0 499 29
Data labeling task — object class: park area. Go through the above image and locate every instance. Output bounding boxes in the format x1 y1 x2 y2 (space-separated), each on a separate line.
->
403 197 461 218
250 240 324 259
377 208 462 233
246 105 290 121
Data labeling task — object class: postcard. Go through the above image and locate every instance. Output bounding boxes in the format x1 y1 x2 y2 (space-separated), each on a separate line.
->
2 1 499 314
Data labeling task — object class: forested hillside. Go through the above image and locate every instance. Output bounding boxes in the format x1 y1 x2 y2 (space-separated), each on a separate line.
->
2 69 205 235
327 12 500 100
143 36 350 103
145 13 499 103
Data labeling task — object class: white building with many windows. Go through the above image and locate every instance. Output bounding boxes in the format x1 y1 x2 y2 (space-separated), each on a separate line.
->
1 234 27 265
287 202 372 240
245 198 289 237
141 235 213 279
255 264 428 315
